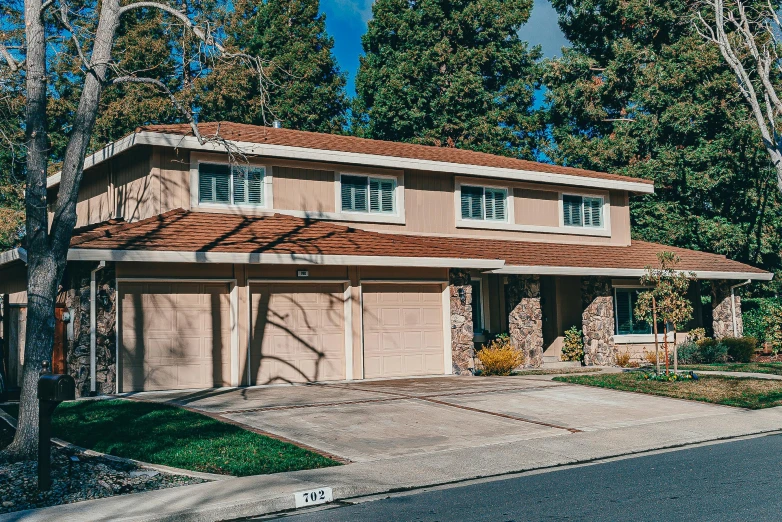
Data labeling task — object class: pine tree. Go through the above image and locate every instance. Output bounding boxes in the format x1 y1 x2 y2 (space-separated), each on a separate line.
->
544 0 782 289
354 0 542 157
196 0 348 133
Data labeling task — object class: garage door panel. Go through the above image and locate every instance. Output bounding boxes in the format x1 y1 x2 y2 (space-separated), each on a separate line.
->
251 283 346 384
363 284 444 379
120 282 232 392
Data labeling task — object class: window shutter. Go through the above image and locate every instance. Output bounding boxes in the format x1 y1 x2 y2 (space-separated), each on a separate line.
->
583 197 602 227
199 164 231 204
461 186 484 220
341 175 368 212
615 290 633 335
369 178 395 213
562 195 583 226
485 188 506 221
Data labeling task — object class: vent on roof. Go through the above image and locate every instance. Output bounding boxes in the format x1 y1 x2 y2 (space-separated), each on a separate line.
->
273 120 282 129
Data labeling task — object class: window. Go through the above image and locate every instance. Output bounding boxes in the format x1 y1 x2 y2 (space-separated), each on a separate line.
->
563 195 603 228
461 185 507 221
198 163 264 206
341 175 395 214
614 288 664 335
471 279 483 333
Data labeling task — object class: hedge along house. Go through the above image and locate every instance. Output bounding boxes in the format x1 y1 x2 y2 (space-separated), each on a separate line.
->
0 122 772 396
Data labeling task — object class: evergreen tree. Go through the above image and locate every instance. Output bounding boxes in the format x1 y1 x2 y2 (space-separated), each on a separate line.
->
544 0 782 290
196 0 348 132
354 0 541 157
0 71 24 249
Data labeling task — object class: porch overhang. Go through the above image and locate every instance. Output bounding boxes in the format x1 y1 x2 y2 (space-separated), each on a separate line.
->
491 265 773 281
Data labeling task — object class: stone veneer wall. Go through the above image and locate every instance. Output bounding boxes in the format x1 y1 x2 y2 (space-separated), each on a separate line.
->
62 262 117 397
712 281 743 339
581 277 616 366
506 275 543 368
449 268 474 375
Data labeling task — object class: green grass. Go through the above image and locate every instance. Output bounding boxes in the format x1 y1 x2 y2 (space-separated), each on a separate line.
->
512 368 601 376
679 362 782 376
0 400 338 476
553 372 782 409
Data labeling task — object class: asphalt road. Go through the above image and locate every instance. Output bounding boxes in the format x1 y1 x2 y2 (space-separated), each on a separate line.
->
271 433 782 521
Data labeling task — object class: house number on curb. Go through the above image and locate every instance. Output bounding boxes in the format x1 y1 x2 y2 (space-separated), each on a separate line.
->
294 487 333 508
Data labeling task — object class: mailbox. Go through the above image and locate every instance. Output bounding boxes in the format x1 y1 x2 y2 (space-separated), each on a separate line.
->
38 374 76 402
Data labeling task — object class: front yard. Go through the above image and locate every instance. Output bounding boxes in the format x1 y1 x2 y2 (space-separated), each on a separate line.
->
679 362 782 376
1 399 338 476
554 372 782 409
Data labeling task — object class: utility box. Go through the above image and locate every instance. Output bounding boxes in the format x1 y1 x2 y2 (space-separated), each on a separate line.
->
38 374 75 403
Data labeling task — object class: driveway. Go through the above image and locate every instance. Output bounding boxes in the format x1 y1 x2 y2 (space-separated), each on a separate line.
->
129 375 735 463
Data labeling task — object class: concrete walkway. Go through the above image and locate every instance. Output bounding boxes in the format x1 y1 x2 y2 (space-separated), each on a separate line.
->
10 376 782 521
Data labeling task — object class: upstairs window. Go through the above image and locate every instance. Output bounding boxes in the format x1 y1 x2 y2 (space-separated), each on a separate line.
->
461 185 507 221
199 163 264 206
341 175 395 213
563 195 603 228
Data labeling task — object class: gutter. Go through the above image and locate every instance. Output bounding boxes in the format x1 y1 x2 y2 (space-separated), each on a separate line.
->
90 261 106 396
730 279 752 337
0 248 28 267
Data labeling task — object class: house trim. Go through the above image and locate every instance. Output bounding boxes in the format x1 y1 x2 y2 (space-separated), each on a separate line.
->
47 131 656 194
492 265 773 281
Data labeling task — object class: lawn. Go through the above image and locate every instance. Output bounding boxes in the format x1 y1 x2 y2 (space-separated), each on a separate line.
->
0 399 338 476
679 362 782 376
512 368 602 376
553 372 782 409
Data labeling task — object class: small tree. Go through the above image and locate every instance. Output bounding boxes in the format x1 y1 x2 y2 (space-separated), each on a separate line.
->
635 252 695 375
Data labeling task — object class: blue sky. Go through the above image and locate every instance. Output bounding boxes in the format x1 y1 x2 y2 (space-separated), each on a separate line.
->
319 0 569 95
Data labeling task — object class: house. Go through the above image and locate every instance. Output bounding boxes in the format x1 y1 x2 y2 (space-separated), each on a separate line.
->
0 122 772 396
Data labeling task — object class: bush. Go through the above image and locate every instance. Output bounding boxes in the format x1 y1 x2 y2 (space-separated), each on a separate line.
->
743 298 782 349
696 338 729 364
477 334 524 376
676 342 701 365
561 326 584 362
644 350 659 366
615 351 632 368
722 337 757 363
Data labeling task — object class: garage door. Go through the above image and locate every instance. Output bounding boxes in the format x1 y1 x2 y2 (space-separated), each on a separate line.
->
120 282 232 392
250 283 346 385
362 284 444 379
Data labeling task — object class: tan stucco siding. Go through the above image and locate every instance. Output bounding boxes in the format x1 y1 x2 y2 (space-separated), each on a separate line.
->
515 188 559 228
273 165 335 212
75 163 112 228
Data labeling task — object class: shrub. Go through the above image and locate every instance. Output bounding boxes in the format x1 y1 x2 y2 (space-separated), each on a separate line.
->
561 326 584 362
743 298 782 349
722 337 757 363
478 334 524 376
643 350 659 366
687 328 707 343
696 338 729 364
615 351 632 368
676 342 701 365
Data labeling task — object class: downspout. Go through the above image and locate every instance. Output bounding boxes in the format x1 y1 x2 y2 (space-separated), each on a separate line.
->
90 261 106 396
729 279 751 338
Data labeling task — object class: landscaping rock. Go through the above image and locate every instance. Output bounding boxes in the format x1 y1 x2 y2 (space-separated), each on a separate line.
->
0 444 206 514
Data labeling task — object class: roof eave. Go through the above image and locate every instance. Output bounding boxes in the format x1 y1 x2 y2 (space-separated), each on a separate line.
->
48 131 655 194
0 248 27 268
492 265 773 281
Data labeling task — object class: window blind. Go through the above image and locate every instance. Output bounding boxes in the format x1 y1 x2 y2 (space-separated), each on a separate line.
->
233 166 264 205
369 178 395 213
562 195 582 226
461 185 484 220
199 164 231 204
583 197 603 227
484 188 506 221
341 175 368 212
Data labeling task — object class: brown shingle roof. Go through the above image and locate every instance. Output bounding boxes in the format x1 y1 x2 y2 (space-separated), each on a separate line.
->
69 210 769 278
137 122 653 187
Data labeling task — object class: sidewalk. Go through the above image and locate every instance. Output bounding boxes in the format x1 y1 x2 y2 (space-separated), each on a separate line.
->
8 393 782 522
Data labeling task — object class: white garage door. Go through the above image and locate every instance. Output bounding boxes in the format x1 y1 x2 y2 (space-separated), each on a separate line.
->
250 283 346 385
120 282 232 392
362 283 445 379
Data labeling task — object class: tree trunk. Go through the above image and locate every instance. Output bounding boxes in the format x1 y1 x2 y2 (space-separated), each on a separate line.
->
673 328 678 374
653 298 660 375
3 0 122 461
664 323 670 376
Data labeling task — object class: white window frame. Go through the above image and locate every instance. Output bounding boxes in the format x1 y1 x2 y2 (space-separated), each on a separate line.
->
190 152 273 211
459 184 510 222
334 171 405 224
454 179 514 228
612 284 675 344
559 193 609 231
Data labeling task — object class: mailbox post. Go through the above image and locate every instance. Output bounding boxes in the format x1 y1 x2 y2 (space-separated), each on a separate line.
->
37 361 75 491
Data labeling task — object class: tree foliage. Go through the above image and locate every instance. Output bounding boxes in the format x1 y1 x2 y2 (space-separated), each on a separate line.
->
354 0 542 156
196 0 348 132
544 0 782 293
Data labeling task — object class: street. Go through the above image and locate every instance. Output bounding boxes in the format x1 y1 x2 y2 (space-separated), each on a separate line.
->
270 433 782 521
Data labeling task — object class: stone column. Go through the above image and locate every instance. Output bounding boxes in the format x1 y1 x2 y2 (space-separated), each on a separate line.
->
712 281 742 339
64 262 117 397
581 277 616 366
449 268 474 375
506 275 543 368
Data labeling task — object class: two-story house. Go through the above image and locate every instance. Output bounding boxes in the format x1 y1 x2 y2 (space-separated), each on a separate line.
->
0 122 772 396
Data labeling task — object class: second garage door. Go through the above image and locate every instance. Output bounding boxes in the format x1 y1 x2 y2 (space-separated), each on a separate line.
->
362 283 445 379
119 282 232 392
250 283 346 385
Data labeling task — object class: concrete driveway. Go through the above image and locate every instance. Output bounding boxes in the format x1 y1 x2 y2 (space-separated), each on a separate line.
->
129 375 735 463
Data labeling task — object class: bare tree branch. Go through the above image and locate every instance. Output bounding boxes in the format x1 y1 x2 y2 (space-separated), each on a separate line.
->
0 42 23 72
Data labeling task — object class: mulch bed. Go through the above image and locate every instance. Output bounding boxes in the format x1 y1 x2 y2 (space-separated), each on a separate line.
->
753 354 782 363
0 415 206 515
